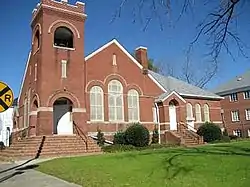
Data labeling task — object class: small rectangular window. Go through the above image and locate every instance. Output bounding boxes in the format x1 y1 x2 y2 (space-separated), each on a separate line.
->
243 91 250 99
61 60 67 78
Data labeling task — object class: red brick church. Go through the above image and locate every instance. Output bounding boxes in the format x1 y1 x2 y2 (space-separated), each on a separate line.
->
13 0 224 148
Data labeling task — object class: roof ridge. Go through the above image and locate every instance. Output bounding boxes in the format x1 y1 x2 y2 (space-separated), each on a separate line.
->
148 70 222 99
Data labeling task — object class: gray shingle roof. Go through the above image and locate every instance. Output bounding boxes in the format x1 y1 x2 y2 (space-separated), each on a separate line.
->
149 70 222 100
213 70 250 95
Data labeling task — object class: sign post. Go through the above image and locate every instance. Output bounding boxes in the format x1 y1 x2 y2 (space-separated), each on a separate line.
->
0 81 14 113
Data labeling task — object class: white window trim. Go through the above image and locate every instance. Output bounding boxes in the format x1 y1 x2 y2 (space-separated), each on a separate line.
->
195 104 202 122
231 110 240 122
128 89 140 122
243 91 250 100
233 129 242 137
108 80 124 122
229 93 238 102
204 104 210 122
89 86 104 121
186 103 194 120
53 45 75 51
245 109 250 121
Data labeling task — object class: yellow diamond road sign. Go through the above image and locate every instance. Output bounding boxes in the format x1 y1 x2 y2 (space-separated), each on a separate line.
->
0 81 14 113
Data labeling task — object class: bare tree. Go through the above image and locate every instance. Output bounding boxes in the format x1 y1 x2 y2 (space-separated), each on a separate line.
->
111 0 249 88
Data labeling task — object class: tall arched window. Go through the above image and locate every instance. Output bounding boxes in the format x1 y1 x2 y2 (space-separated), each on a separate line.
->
204 104 210 122
27 89 31 126
23 98 28 127
128 89 140 122
195 104 202 122
54 26 74 48
186 103 193 119
33 30 40 51
108 80 124 121
90 86 104 121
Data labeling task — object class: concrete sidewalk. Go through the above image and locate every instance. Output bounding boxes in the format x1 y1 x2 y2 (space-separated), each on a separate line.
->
0 159 82 187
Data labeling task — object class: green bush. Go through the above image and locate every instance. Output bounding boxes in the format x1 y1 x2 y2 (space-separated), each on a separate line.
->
211 135 231 144
221 135 231 142
113 131 127 145
151 125 159 144
125 123 150 147
102 143 175 153
229 135 238 140
223 129 229 136
97 127 105 146
102 144 136 153
197 122 222 143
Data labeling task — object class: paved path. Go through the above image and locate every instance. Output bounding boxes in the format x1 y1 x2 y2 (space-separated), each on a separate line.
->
0 159 82 187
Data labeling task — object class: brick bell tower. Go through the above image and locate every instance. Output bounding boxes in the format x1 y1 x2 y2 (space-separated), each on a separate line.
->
29 0 87 136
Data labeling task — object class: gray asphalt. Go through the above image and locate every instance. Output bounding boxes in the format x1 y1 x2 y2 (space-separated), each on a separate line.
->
0 159 82 187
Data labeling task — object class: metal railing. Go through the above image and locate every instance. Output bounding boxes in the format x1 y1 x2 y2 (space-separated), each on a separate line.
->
73 121 88 151
177 122 204 144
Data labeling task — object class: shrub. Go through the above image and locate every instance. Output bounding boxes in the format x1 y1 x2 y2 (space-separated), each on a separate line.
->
96 127 105 146
102 144 135 153
0 141 5 150
102 143 176 153
113 131 127 145
223 128 229 136
211 136 231 144
221 135 231 142
229 135 238 140
197 122 222 143
124 123 150 147
151 125 159 144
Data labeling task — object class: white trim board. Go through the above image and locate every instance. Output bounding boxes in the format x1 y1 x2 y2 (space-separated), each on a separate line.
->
18 51 31 104
161 91 186 103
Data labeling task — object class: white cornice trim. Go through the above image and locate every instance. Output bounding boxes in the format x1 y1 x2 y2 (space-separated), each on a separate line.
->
18 51 31 104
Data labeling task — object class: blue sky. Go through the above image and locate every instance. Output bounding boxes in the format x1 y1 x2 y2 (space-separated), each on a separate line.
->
0 0 249 97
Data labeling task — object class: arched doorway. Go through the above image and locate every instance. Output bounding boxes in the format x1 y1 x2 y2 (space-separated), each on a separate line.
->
53 97 73 135
169 99 179 130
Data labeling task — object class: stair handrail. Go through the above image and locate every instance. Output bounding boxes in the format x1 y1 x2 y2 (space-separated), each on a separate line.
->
73 121 88 151
178 122 203 144
11 126 33 142
178 122 198 135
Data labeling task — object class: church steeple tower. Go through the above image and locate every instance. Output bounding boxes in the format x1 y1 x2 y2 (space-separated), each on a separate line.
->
20 0 88 136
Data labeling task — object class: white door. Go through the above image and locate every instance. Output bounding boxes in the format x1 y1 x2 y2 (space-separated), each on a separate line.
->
187 120 195 132
169 105 177 130
57 112 73 135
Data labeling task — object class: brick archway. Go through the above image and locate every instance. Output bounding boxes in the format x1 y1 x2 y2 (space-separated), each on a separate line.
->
48 20 81 38
47 90 80 108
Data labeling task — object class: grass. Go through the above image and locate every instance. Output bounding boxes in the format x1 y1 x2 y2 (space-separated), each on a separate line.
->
37 141 250 187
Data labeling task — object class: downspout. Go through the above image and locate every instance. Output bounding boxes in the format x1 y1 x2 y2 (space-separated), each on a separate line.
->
154 102 161 144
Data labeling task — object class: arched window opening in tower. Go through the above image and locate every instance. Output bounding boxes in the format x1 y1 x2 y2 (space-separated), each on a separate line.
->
34 30 40 51
54 26 74 48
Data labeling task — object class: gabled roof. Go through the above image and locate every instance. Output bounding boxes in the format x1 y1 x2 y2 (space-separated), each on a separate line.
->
84 39 167 92
213 70 250 95
149 70 223 100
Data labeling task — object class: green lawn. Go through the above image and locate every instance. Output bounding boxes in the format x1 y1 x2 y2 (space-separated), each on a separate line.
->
37 141 250 187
